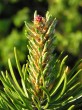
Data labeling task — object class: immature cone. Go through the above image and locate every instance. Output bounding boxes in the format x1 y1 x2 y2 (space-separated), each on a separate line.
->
25 11 57 98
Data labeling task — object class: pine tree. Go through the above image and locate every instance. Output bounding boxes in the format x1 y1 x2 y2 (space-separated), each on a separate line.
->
0 11 82 110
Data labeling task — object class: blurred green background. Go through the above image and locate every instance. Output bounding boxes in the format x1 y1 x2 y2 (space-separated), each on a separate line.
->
0 0 82 72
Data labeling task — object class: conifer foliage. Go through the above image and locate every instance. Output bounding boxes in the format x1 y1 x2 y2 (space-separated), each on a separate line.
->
0 11 82 110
